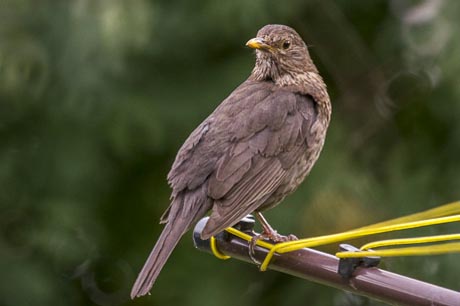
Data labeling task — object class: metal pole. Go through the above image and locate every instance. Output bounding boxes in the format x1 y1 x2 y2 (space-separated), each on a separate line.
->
193 217 460 306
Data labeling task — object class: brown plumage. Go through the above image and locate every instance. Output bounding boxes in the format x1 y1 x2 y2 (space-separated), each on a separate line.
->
131 24 331 299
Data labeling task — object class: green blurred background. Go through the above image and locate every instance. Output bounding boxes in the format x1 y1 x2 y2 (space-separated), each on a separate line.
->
1 0 459 305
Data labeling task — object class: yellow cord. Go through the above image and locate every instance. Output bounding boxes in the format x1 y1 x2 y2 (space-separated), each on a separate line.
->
260 214 460 271
208 201 460 270
210 236 231 260
356 201 460 230
359 233 460 251
225 227 275 249
336 242 460 258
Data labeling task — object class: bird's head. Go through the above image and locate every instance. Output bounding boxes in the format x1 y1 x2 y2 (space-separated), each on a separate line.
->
247 24 318 84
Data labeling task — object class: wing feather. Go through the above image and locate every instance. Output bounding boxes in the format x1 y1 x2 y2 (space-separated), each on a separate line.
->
203 92 317 237
202 158 286 238
165 79 318 238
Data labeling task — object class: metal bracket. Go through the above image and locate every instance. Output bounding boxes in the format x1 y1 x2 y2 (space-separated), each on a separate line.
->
338 244 381 278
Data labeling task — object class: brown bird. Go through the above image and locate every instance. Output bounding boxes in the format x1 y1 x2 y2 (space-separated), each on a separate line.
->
131 24 331 299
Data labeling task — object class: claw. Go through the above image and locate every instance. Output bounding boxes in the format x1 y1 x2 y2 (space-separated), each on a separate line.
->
249 235 262 265
247 212 299 266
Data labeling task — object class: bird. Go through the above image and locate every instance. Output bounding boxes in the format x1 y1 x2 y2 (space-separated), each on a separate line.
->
130 24 331 299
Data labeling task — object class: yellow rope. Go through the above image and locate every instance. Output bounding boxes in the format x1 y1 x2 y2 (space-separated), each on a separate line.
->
359 233 460 250
209 228 273 259
336 242 460 258
210 236 231 260
260 214 460 271
208 201 460 271
356 201 460 230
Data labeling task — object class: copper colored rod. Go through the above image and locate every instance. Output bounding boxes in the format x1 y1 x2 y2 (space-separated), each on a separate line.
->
193 217 460 306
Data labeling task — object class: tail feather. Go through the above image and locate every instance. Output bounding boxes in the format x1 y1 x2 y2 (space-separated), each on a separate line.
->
130 200 194 299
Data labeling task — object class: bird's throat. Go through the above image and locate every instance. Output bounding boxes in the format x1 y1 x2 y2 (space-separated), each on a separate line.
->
250 56 278 82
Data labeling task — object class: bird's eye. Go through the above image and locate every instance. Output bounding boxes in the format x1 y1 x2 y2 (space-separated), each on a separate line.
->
282 40 291 49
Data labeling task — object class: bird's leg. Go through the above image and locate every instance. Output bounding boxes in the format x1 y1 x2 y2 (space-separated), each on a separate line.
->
249 212 298 264
255 212 299 242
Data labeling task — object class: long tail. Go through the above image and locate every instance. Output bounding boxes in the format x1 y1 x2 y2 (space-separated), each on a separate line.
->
130 198 198 299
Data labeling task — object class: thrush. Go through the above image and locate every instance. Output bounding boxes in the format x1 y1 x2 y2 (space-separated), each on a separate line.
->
131 24 331 299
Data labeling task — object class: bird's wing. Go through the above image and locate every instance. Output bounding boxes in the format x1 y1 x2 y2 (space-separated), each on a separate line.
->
201 87 318 238
166 81 276 197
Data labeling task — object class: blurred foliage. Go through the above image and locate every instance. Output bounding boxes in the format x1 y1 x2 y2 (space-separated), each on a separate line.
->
1 0 459 305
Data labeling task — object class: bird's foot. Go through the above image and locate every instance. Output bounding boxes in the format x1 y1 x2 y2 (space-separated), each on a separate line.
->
248 212 299 265
248 228 298 264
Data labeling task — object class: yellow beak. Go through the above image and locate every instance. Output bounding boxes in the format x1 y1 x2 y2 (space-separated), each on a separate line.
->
246 37 272 51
